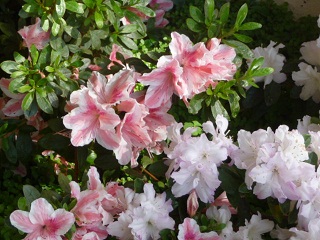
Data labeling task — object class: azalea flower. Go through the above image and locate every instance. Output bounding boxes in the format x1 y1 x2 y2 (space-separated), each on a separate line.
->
177 218 220 240
300 40 320 68
18 17 50 49
10 198 75 239
249 41 286 87
297 115 320 134
289 217 320 239
292 62 320 103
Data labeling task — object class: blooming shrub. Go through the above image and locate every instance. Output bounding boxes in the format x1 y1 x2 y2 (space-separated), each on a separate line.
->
1 0 320 239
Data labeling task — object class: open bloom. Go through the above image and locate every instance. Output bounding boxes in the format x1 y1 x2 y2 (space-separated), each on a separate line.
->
10 198 75 240
249 41 286 87
18 18 50 49
292 62 320 103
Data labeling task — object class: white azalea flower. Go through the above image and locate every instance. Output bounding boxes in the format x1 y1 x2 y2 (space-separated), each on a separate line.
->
249 41 286 87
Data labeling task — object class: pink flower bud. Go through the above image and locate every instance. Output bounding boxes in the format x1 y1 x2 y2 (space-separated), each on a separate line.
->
187 190 199 217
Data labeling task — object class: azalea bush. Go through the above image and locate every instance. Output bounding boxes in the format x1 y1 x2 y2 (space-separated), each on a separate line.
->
1 0 320 239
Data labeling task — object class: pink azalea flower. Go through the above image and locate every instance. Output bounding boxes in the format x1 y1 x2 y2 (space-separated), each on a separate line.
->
107 44 133 69
10 198 75 239
18 18 50 50
0 78 25 117
63 87 121 149
138 58 185 108
177 218 221 240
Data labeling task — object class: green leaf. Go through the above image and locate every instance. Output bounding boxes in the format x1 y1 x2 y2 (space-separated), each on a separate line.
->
110 0 123 16
86 150 97 165
248 56 265 72
204 0 215 25
52 22 60 36
56 0 66 18
228 91 240 118
186 18 203 33
219 2 230 24
47 92 59 108
239 22 262 31
208 23 218 38
188 93 205 114
134 6 155 17
119 35 138 50
36 91 53 114
9 77 26 92
134 178 144 193
2 134 17 163
189 6 204 23
13 52 26 63
233 33 252 43
58 173 71 194
11 70 27 78
223 39 253 59
120 24 139 34
30 44 39 65
0 61 18 74
83 0 95 9
235 3 248 29
94 11 104 29
66 1 85 14
141 155 153 169
23 185 41 208
42 18 50 32
211 99 229 120
17 197 28 211
251 67 274 77
22 92 35 111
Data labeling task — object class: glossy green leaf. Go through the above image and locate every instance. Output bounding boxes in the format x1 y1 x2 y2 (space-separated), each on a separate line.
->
36 91 53 114
186 18 203 33
9 77 26 92
0 61 18 74
189 6 204 23
188 93 205 114
204 0 215 25
52 22 60 36
211 99 229 120
235 4 248 29
23 185 41 208
66 1 85 14
251 67 274 77
13 52 26 63
233 33 253 43
18 85 32 93
219 2 230 24
56 0 66 18
119 35 138 50
94 11 104 29
83 0 95 9
228 91 240 118
239 22 262 31
223 39 254 59
22 92 35 111
134 6 155 18
30 44 39 65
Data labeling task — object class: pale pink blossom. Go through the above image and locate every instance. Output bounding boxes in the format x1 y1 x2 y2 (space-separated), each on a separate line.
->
297 115 320 134
108 44 133 69
177 218 221 240
10 198 75 240
300 40 320 68
187 190 199 217
18 18 50 49
249 41 286 87
138 58 185 108
292 62 320 103
290 217 320 239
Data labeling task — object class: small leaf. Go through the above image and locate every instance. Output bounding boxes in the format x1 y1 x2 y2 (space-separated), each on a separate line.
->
22 92 35 111
235 3 248 29
228 91 240 118
58 173 71 194
0 61 18 74
66 1 85 14
219 2 230 24
248 57 265 72
134 178 145 193
119 35 138 50
52 22 60 36
56 0 66 18
13 52 26 63
83 0 95 9
223 39 254 59
188 93 205 114
30 44 39 65
94 11 104 29
251 67 274 77
23 185 41 208
134 6 155 17
36 91 53 114
189 6 204 23
239 22 262 31
186 18 203 33
233 33 253 43
211 99 229 120
204 0 215 25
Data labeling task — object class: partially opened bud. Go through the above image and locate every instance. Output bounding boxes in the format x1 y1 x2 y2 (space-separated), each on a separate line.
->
187 189 199 217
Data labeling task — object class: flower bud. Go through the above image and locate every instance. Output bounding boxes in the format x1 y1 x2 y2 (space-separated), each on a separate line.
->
187 190 199 217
